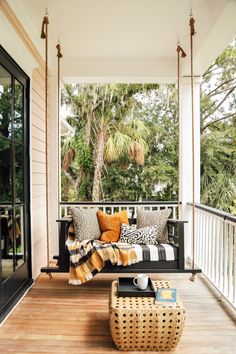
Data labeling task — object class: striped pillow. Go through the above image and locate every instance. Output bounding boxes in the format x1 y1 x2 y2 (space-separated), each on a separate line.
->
119 223 158 245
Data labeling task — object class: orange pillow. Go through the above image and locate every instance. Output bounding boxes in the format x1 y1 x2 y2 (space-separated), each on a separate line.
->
97 210 129 242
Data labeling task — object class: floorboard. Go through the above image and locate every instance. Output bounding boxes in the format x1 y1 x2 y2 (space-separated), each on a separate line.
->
0 272 236 354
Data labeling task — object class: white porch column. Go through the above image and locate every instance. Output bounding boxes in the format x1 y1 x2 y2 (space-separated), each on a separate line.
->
48 73 60 258
179 76 201 259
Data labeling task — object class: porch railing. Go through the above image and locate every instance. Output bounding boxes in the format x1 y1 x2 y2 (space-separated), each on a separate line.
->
60 201 178 219
193 203 236 309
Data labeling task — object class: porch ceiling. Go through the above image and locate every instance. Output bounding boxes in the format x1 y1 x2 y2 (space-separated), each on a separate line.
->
7 0 236 83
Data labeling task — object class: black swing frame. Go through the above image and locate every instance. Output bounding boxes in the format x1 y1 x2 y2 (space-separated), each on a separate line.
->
41 215 201 276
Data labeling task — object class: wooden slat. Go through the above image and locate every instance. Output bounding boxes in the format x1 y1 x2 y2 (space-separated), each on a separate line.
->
219 220 224 291
211 217 216 283
223 222 229 296
32 149 46 164
206 214 210 275
31 224 47 240
32 101 46 121
0 273 236 353
195 210 199 264
173 206 177 219
215 218 220 288
32 184 45 198
31 138 45 154
208 215 215 279
31 195 45 208
228 224 233 301
32 89 45 111
31 208 46 222
234 224 236 306
198 210 202 267
32 67 45 83
32 173 46 185
31 66 47 280
32 73 45 95
31 114 45 131
32 161 45 174
203 213 207 273
198 211 202 266
31 125 45 142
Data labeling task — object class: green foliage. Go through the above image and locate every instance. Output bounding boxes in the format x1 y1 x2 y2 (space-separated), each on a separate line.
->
72 139 92 170
0 84 11 137
201 123 236 212
200 39 236 213
0 82 24 203
61 40 236 213
61 83 179 202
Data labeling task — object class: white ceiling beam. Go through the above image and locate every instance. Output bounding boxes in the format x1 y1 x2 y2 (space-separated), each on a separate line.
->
61 57 177 83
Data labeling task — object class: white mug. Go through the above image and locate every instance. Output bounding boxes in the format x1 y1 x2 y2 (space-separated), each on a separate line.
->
133 274 148 290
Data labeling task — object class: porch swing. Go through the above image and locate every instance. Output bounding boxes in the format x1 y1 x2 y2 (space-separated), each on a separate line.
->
40 11 201 279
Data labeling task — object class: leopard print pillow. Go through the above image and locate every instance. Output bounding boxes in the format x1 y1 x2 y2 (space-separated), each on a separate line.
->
119 223 158 245
70 207 101 241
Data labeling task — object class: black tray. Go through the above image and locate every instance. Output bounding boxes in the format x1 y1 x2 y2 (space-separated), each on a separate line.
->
117 277 155 297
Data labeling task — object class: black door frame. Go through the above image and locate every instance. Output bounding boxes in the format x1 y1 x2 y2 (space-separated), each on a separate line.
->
0 45 32 323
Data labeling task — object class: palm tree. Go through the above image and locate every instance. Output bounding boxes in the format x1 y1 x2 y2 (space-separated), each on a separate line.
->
61 83 151 201
92 113 149 201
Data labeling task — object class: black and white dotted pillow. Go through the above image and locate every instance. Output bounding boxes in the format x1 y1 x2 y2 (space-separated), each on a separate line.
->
70 207 101 241
119 223 158 245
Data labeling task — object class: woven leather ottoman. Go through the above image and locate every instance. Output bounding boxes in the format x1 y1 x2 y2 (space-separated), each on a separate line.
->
109 280 185 351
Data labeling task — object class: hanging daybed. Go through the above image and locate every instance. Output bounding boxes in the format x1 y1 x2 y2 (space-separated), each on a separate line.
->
40 12 201 282
41 204 201 283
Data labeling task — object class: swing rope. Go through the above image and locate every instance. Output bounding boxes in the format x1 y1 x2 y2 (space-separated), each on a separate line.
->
189 13 197 281
176 43 186 219
56 42 63 219
41 10 50 266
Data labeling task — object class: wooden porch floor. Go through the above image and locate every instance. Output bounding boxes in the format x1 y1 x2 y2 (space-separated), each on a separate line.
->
0 272 236 354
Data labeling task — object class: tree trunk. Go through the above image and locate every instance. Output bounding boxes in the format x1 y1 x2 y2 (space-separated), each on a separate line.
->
62 172 71 202
73 112 92 198
63 183 70 202
85 113 92 145
92 127 105 202
75 168 84 190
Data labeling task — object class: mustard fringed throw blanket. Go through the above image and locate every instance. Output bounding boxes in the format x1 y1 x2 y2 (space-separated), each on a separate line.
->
66 224 139 285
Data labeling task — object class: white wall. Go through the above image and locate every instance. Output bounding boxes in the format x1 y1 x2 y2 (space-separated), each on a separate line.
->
48 73 60 258
31 67 47 278
0 6 47 280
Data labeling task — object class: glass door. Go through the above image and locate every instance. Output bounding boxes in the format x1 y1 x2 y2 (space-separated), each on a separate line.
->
0 46 32 320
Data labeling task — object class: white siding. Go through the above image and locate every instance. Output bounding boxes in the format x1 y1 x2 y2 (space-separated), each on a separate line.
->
31 68 48 278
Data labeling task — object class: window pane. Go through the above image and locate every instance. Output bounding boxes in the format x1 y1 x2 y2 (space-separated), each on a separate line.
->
0 207 14 280
14 79 23 142
14 206 25 270
0 138 12 203
0 65 12 139
15 143 24 203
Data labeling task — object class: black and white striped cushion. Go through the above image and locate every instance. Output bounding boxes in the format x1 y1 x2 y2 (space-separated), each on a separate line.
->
133 243 178 261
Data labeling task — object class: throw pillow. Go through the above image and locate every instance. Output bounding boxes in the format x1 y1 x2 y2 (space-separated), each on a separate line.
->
97 210 129 242
70 207 101 241
136 208 171 243
120 223 158 245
